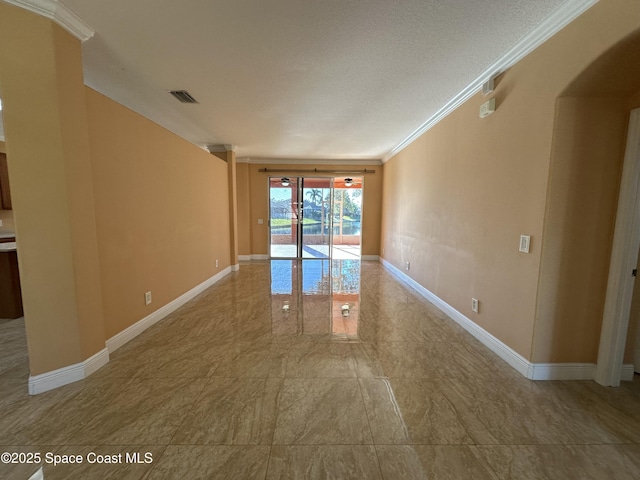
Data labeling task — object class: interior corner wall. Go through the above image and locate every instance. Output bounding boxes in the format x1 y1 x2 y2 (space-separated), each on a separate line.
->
533 97 628 363
0 3 106 374
380 0 640 362
236 163 252 256
244 163 382 257
85 88 231 339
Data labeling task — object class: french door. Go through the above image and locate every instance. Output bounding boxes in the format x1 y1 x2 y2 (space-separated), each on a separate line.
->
269 177 334 259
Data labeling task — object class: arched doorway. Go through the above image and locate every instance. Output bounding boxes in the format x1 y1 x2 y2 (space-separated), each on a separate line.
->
549 30 640 386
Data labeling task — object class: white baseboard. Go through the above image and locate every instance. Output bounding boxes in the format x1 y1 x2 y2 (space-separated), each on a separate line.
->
380 258 628 382
28 347 109 395
527 363 596 380
361 255 380 261
28 268 233 395
621 364 635 381
231 264 240 272
106 267 232 353
239 254 268 261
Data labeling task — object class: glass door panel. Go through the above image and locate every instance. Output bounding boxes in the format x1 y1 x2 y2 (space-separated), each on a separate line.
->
301 178 333 259
331 177 362 259
270 176 362 260
269 177 300 258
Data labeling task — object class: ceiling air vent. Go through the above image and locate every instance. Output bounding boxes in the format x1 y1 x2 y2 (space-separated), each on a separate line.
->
169 90 198 104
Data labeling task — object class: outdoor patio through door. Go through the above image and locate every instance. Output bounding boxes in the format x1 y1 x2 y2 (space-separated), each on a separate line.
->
269 176 362 259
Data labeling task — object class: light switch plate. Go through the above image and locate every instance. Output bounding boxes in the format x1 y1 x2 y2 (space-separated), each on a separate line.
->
258 219 264 225
519 235 531 253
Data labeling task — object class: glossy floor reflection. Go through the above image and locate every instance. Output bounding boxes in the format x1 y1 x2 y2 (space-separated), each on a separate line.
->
1 260 640 479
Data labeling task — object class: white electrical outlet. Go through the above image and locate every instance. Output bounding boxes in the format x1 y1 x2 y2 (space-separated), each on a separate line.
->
406 261 410 271
258 218 264 225
216 259 219 268
0 220 3 226
472 298 479 313
145 291 152 306
519 235 531 253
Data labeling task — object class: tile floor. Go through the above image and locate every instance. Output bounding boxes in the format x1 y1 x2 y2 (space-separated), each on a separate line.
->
1 260 639 479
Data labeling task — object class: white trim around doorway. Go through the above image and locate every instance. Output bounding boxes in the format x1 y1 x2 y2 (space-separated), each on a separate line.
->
596 108 640 386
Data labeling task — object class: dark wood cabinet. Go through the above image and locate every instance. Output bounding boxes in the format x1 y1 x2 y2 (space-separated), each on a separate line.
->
0 249 22 319
0 153 12 210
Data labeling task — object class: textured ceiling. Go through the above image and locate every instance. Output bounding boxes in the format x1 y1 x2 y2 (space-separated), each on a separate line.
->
4 1 594 159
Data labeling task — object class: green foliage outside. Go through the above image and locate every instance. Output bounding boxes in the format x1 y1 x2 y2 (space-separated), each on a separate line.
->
270 218 321 227
303 188 362 222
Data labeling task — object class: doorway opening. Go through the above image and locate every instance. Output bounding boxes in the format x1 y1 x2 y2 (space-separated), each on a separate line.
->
268 176 362 259
597 108 640 386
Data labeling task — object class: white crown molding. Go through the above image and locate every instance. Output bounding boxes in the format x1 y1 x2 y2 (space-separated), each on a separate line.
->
238 157 382 166
382 0 599 163
379 256 633 382
3 0 94 41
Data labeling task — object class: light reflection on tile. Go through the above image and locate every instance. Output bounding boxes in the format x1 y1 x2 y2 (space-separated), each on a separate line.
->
376 445 499 480
1 261 640 479
272 379 373 445
359 378 481 445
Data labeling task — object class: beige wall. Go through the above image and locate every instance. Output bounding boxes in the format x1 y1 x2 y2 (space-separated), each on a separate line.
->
3 0 640 378
381 90 545 357
0 2 232 376
238 162 382 257
0 3 105 373
534 97 628 362
237 163 252 256
86 89 230 338
381 0 640 362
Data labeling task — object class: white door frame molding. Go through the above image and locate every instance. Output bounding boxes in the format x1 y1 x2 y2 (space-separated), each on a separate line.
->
596 108 640 386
